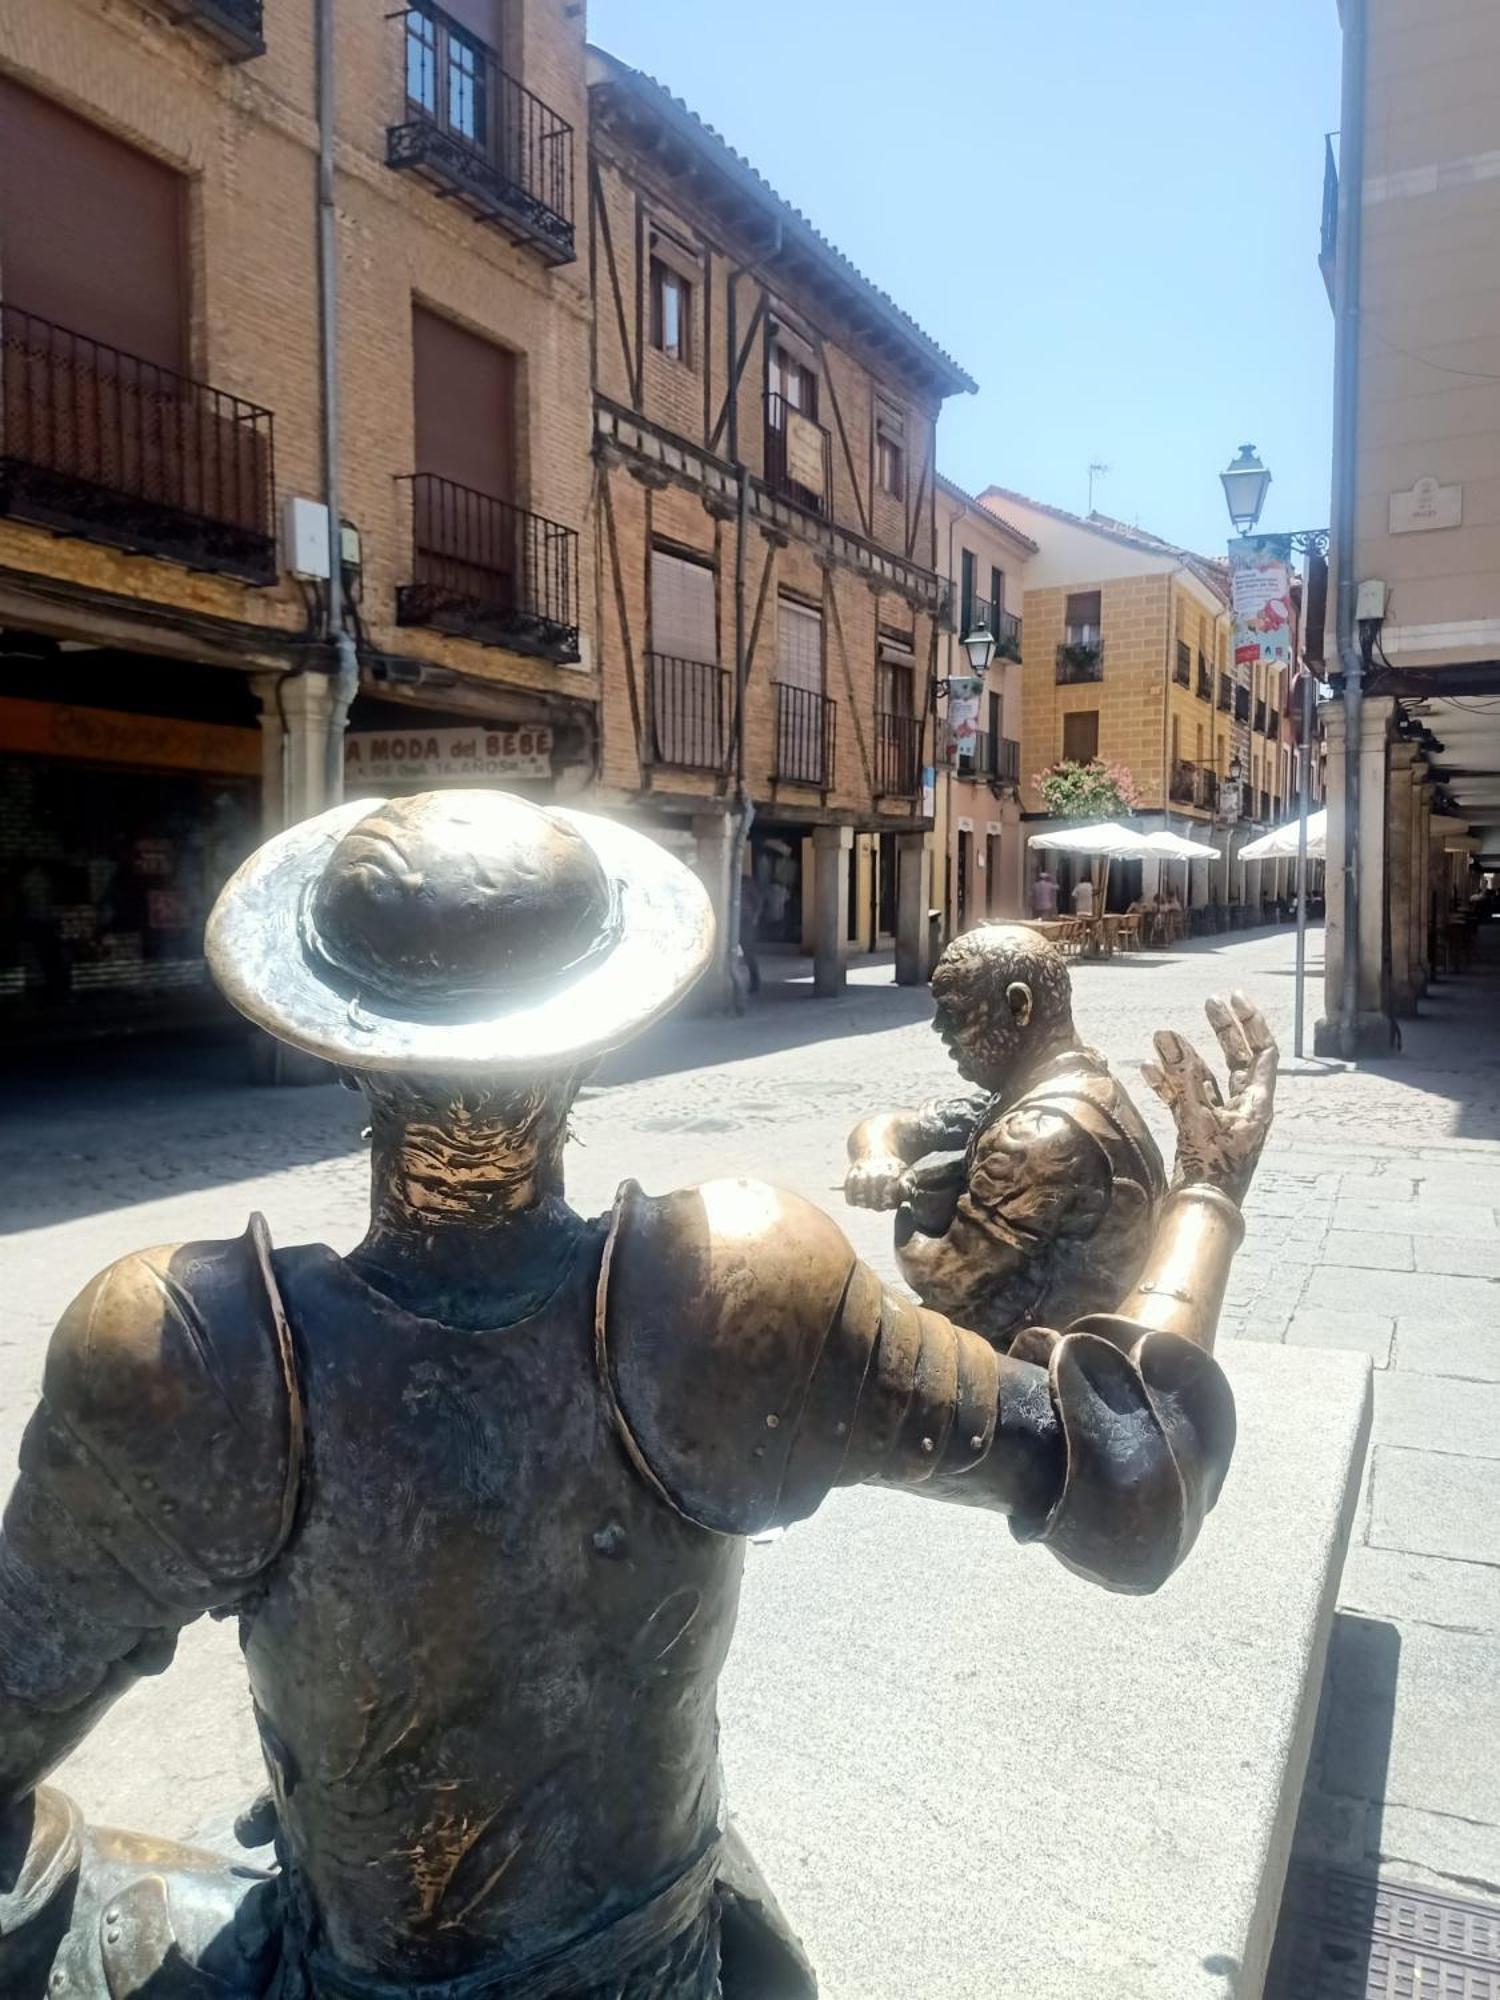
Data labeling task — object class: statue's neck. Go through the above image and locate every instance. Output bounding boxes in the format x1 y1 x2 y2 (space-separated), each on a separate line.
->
350 1101 585 1325
989 1028 1082 1108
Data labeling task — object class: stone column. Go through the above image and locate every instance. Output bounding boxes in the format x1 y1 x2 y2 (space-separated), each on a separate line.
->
812 823 852 998
996 797 1026 918
692 811 736 1009
1387 741 1420 1015
1316 694 1396 1055
894 830 930 986
1411 772 1432 996
252 671 336 835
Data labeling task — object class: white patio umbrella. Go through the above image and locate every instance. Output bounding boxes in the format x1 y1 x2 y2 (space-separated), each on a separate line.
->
1028 821 1156 917
1145 830 1221 861
1240 809 1327 862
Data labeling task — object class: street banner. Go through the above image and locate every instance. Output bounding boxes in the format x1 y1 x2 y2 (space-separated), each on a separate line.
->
1229 534 1294 675
945 674 982 763
346 723 553 785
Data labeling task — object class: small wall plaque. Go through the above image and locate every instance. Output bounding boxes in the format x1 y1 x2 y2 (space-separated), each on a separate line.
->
1390 476 1462 535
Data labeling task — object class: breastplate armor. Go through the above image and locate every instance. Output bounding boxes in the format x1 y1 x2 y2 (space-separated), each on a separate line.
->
246 1233 743 1991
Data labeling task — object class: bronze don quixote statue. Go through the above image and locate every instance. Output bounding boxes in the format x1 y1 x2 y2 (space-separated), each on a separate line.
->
0 792 1276 1999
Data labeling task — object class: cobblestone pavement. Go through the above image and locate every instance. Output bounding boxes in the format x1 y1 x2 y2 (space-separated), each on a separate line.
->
4 922 1500 1905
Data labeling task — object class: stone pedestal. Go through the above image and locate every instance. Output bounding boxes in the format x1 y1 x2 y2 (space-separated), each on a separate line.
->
812 824 852 998
1316 694 1396 1056
252 671 335 838
894 832 929 987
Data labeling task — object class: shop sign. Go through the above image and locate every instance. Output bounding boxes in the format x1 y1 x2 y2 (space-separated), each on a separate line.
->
1228 535 1294 674
785 409 826 497
345 723 553 785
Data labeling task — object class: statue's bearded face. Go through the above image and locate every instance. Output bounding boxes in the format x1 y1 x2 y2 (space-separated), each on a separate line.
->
931 982 1029 1089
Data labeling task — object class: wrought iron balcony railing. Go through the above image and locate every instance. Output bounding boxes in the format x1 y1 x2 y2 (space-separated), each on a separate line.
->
0 305 276 583
1235 684 1251 723
389 4 575 264
1170 759 1213 808
648 653 731 772
1056 639 1103 684
396 472 579 661
875 709 921 797
763 393 832 518
949 729 1022 785
960 596 1022 664
153 0 264 59
773 681 835 788
1217 677 1234 712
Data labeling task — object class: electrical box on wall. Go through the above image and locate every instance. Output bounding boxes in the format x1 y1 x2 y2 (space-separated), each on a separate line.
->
1355 578 1388 624
283 496 332 580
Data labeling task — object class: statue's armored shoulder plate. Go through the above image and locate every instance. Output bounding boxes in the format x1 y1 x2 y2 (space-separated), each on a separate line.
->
596 1180 999 1537
14 1215 302 1612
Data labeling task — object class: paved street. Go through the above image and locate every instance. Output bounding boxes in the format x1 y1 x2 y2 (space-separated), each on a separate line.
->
4 921 1500 1918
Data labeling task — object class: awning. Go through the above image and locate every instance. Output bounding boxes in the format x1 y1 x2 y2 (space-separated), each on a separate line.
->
1239 809 1327 862
1147 830 1221 862
1027 820 1155 859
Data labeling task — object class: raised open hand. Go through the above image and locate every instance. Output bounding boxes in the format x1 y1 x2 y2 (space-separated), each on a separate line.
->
1140 992 1278 1205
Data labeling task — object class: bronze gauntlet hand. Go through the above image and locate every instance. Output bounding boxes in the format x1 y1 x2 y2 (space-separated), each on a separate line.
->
1006 1319 1236 1595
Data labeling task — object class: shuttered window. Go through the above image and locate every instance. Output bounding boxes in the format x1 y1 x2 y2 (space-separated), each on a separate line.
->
412 306 516 501
650 550 716 663
1064 711 1099 763
777 598 823 691
0 77 186 371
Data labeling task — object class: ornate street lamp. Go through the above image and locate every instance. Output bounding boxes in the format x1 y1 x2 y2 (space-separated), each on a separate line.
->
961 617 996 676
1220 444 1272 536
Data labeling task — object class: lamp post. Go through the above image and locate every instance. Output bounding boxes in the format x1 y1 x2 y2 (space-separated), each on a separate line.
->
1218 445 1327 1058
960 616 996 678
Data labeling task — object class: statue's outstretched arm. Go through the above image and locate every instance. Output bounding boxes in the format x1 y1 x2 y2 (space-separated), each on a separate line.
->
599 997 1275 1598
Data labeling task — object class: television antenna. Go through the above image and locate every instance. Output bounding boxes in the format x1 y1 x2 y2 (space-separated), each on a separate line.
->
1087 462 1110 513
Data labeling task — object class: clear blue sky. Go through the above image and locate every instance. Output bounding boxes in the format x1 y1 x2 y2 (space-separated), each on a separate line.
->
588 0 1343 556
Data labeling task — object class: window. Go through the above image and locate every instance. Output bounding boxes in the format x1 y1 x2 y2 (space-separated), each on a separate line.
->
1062 710 1099 763
877 432 904 499
1064 591 1101 643
769 344 817 418
413 306 516 500
650 549 716 664
876 399 905 499
960 551 977 635
988 689 1002 741
990 566 1005 615
777 596 823 691
405 5 488 148
650 258 692 366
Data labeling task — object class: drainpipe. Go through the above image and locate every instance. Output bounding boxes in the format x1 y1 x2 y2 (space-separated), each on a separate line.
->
317 0 359 803
725 465 753 1006
1332 0 1368 1056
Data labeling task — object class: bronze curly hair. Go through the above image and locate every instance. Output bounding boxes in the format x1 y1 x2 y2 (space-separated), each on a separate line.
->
930 923 1074 1038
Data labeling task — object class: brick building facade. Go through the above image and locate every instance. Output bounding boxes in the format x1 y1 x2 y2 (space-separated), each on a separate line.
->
0 0 594 1041
586 49 974 1000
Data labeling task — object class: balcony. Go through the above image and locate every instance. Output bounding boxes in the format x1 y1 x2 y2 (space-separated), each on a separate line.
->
949 729 1020 785
396 473 579 661
1197 655 1214 701
1320 134 1339 306
1217 678 1233 713
875 710 921 797
389 5 575 265
1056 639 1103 684
773 681 835 788
1235 684 1251 723
960 595 1022 664
0 305 276 584
152 0 264 59
1170 760 1213 809
763 394 833 519
648 653 731 772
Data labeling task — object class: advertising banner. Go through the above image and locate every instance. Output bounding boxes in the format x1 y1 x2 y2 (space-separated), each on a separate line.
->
945 674 983 764
1229 534 1294 676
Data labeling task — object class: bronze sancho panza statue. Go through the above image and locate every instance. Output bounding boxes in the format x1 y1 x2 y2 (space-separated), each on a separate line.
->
0 793 1276 1999
845 922 1269 1350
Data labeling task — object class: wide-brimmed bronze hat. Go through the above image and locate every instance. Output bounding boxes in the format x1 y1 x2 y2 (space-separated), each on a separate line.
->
205 790 714 1074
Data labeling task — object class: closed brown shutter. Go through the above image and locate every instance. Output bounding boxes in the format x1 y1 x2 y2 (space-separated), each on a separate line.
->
0 76 185 370
777 599 823 691
412 306 516 501
650 551 716 663
1063 711 1099 763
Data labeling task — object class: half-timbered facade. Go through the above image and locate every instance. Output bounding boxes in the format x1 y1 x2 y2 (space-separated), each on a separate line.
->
586 48 975 998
